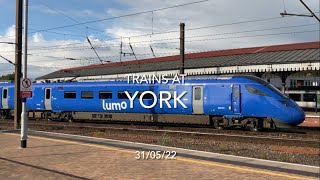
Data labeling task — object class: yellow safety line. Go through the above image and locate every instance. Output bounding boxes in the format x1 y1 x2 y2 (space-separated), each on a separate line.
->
3 133 317 180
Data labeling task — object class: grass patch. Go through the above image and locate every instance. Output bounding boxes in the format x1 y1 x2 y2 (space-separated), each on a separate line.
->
158 132 171 146
93 130 107 136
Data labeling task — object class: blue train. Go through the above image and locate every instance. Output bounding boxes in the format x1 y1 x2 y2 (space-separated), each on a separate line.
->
0 75 305 130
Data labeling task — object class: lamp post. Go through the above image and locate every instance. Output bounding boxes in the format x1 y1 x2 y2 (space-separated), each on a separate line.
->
21 0 28 148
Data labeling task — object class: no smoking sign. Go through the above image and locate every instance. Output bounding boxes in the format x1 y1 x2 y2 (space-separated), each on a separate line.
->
20 78 33 98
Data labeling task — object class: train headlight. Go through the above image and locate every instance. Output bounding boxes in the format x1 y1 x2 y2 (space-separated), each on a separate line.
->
279 100 290 107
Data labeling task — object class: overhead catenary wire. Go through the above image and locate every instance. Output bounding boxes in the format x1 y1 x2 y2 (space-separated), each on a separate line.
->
28 51 179 63
1 28 318 57
299 0 320 22
0 1 317 70
129 40 137 61
3 1 316 42
0 54 15 65
1 23 317 54
24 28 319 64
38 0 109 36
0 0 210 41
0 28 318 57
1 22 317 54
282 0 287 13
86 37 103 64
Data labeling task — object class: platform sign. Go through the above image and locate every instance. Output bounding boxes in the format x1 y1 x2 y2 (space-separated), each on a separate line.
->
20 78 33 98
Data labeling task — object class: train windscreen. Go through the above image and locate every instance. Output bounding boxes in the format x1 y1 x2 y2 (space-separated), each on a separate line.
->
265 83 288 99
242 76 288 99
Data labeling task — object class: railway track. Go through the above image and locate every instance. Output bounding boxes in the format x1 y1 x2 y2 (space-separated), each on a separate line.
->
1 119 319 148
32 123 320 143
1 116 319 134
1 119 320 166
1 118 319 135
1 117 320 132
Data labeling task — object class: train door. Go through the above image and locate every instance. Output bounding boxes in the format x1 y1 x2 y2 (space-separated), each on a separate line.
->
44 88 52 110
0 88 2 109
232 84 241 114
1 87 9 109
192 86 204 114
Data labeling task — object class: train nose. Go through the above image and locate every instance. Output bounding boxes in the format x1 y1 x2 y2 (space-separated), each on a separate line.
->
290 106 305 125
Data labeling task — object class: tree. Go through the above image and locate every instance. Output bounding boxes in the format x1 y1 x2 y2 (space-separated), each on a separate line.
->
0 73 15 81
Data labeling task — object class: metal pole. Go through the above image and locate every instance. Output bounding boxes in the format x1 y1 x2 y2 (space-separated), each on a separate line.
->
21 0 28 148
299 0 320 22
14 0 23 130
316 94 318 113
180 23 185 75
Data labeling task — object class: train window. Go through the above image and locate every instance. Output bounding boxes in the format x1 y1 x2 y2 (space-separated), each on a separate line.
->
99 91 112 99
118 91 131 99
303 94 316 102
245 85 268 96
233 87 240 98
3 89 7 99
137 92 154 100
195 87 201 100
288 94 301 101
265 84 287 99
45 89 51 99
162 93 169 99
159 91 174 99
64 92 76 99
81 91 94 99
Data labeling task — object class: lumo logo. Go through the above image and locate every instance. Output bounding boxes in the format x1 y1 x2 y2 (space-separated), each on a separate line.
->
102 90 187 111
102 101 127 111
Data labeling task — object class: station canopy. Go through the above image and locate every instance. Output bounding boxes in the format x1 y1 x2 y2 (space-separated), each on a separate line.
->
36 41 320 81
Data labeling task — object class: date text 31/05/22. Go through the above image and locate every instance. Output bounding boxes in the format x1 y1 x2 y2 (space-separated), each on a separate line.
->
135 151 177 160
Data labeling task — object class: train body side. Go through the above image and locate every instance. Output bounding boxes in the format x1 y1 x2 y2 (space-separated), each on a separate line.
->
49 83 194 114
0 76 305 128
48 81 241 115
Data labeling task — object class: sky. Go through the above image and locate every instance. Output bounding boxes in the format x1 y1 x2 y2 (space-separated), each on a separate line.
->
0 0 319 79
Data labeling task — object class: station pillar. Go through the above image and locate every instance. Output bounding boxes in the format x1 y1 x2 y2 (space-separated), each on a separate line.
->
274 72 292 93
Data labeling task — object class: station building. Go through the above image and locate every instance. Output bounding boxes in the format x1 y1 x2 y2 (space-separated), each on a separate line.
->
36 41 320 91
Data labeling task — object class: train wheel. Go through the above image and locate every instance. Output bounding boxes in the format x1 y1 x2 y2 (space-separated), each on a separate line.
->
58 113 69 122
59 112 73 123
43 112 51 121
249 118 263 132
68 118 73 123
213 119 223 130
0 112 5 120
250 127 259 132
0 110 9 120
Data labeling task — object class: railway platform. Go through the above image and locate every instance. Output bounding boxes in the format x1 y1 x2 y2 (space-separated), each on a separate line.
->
301 112 320 127
0 130 319 180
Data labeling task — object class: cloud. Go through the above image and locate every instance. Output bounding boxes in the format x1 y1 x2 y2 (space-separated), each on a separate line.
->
0 63 58 80
30 4 108 19
32 32 45 43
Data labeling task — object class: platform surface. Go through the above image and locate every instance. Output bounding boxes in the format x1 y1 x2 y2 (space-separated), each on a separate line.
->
0 131 318 180
302 113 320 127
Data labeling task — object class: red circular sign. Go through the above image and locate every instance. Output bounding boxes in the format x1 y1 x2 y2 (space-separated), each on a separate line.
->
22 79 31 88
